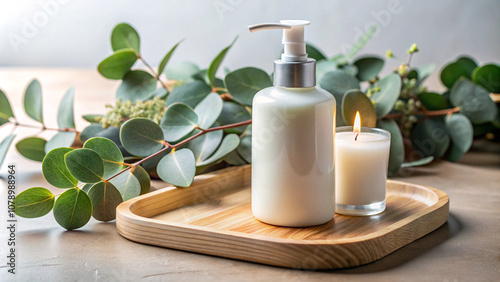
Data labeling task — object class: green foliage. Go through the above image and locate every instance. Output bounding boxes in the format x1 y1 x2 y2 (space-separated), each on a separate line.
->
23 79 44 124
353 56 384 81
13 187 54 218
450 78 497 123
88 181 123 221
342 90 377 127
319 70 360 126
207 37 237 86
225 67 272 106
98 97 165 128
53 188 92 230
161 103 199 141
377 119 404 176
83 137 124 178
0 135 15 168
116 70 157 101
165 61 200 82
189 130 223 165
57 87 76 129
120 118 165 156
111 23 140 53
411 118 450 158
16 137 47 162
98 49 138 79
45 131 77 153
42 147 78 188
157 148 196 187
197 134 240 167
0 89 15 125
371 74 402 118
445 113 473 161
158 40 183 75
440 56 477 89
166 81 211 108
472 64 500 93
194 93 223 129
65 148 105 183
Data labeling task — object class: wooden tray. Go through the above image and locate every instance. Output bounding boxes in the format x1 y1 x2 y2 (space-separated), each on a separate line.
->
116 165 449 269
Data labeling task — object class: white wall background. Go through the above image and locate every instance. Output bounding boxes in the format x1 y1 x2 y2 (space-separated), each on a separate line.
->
1 0 499 90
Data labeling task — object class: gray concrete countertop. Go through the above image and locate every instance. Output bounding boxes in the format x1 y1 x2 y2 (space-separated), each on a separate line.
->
0 69 499 281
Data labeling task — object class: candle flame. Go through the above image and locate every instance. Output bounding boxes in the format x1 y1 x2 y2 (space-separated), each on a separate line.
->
354 111 361 134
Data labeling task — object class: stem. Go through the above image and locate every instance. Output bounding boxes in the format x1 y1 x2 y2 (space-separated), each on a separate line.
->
104 119 252 182
406 53 414 68
138 54 169 91
385 107 460 119
11 121 78 132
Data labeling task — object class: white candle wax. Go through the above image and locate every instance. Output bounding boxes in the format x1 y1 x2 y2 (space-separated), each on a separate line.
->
335 127 391 216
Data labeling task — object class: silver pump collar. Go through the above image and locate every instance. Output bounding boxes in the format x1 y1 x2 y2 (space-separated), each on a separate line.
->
273 58 316 88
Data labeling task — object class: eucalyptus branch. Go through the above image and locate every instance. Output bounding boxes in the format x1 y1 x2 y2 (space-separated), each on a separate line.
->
137 54 170 91
10 120 78 132
105 119 252 182
385 107 460 119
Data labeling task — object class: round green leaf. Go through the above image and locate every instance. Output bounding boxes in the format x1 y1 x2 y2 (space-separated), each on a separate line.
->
188 130 223 165
23 79 43 124
225 67 272 106
445 113 473 161
194 93 223 129
42 147 78 188
316 60 338 81
88 181 123 221
418 92 447 111
157 148 196 187
161 103 199 142
165 61 200 82
82 114 103 123
0 134 16 168
57 87 75 129
353 56 384 81
111 23 140 53
440 58 475 89
83 137 124 178
450 78 497 123
472 64 500 93
116 70 157 102
120 118 165 157
80 125 129 157
306 44 326 61
158 40 183 75
319 70 360 126
197 134 240 167
339 65 358 76
371 73 402 118
65 148 105 183
53 188 92 230
45 131 77 153
133 165 150 195
411 118 450 158
166 81 211 108
224 150 247 165
377 119 404 176
217 101 251 134
97 49 138 80
0 89 15 124
236 135 251 163
342 90 377 127
14 187 54 218
109 169 141 201
16 137 47 162
208 37 237 86
401 156 434 168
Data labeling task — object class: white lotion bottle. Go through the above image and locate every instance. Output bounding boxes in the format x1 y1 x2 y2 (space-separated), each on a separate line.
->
249 20 336 227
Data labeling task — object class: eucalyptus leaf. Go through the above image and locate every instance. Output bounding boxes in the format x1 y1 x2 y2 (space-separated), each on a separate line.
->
65 148 105 183
194 93 223 129
14 187 54 218
158 40 183 75
0 134 15 168
166 80 211 108
411 117 450 158
165 61 200 82
116 70 157 102
16 137 47 162
225 67 272 106
472 64 500 93
120 118 165 157
139 149 169 179
306 44 327 61
147 88 168 100
83 137 124 178
440 58 476 89
161 103 199 142
133 165 150 195
88 181 123 221
97 48 138 80
217 101 251 134
340 65 358 76
45 131 77 153
109 170 141 201
401 156 434 168
82 114 103 123
418 92 447 111
53 188 92 230
371 73 402 118
319 70 360 126
57 87 75 129
450 78 497 123
197 134 240 167
353 56 384 81
445 113 473 161
82 183 93 193
0 89 15 125
236 135 251 163
111 23 140 53
316 60 338 81
42 147 78 188
342 90 377 127
23 79 44 124
415 63 437 85
157 148 196 187
188 130 223 165
208 37 237 86
224 150 247 165
456 56 477 75
377 119 404 176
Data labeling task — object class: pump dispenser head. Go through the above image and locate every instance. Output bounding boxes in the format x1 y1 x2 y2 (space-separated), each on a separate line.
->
249 20 315 88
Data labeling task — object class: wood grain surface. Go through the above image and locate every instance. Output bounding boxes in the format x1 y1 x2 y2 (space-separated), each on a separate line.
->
116 165 449 269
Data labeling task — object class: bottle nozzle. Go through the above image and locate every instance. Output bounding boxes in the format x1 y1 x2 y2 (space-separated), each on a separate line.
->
248 20 310 62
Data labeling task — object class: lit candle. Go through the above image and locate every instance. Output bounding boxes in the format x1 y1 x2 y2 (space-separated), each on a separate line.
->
335 112 391 216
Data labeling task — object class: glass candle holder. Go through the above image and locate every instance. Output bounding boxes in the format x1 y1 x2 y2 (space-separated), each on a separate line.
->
335 126 391 216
